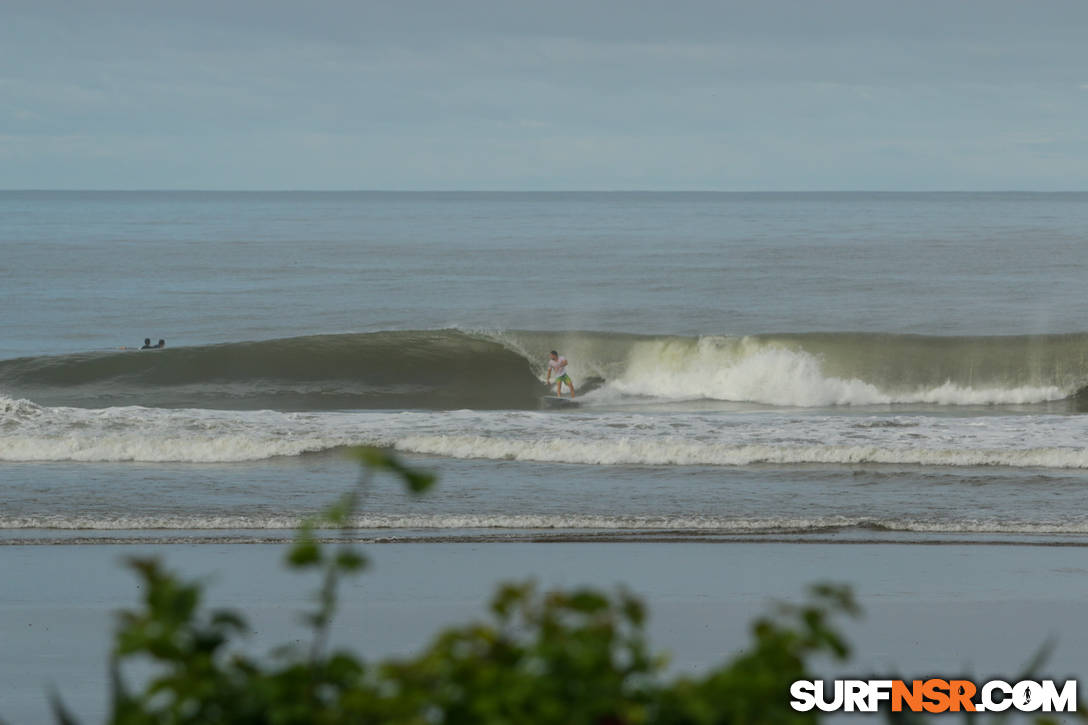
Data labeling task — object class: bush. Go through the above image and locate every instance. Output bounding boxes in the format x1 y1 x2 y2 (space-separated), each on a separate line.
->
50 448 862 724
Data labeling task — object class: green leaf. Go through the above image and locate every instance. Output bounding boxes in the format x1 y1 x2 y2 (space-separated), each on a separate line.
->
334 550 368 573
348 446 435 494
350 446 395 469
287 540 322 567
402 470 436 494
211 610 248 632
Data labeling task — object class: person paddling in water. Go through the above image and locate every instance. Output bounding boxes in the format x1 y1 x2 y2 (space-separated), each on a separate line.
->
546 350 575 398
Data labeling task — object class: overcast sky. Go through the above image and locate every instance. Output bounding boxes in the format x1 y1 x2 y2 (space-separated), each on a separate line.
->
2 0 1087 190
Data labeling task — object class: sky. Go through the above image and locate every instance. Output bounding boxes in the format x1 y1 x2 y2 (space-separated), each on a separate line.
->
2 0 1087 190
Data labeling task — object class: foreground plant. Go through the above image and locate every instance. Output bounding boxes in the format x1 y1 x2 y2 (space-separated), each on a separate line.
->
49 447 864 724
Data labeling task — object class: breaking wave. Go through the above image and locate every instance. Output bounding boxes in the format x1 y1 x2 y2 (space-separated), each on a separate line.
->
1 329 1087 410
4 396 1088 467
3 513 1087 536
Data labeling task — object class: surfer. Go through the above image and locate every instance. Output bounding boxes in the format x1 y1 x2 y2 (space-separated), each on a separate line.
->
140 338 154 349
546 350 575 398
156 339 166 348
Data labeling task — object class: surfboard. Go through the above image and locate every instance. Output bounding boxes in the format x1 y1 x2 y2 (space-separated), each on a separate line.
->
540 396 580 409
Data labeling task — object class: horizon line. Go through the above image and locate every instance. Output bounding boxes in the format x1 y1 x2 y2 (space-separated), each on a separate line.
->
3 188 1087 194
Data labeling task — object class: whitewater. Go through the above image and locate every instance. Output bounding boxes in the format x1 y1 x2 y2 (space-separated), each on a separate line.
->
4 394 1088 469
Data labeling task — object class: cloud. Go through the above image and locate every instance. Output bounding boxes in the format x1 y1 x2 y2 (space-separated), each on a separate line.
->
2 0 1087 189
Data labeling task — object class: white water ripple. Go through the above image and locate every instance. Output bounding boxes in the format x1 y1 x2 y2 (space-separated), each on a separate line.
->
4 394 1088 467
4 513 1088 535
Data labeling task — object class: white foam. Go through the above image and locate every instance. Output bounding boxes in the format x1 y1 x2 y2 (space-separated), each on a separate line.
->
3 512 1087 535
394 435 1088 468
0 398 378 462
0 394 43 420
604 338 1068 406
4 395 1088 469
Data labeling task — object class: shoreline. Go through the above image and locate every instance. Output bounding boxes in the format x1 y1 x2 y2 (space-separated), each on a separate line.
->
4 530 1088 546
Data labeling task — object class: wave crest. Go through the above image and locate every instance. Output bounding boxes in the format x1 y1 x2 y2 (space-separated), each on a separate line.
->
2 329 1087 410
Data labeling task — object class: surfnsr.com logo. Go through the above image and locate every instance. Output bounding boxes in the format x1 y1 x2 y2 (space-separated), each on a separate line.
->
790 679 1077 714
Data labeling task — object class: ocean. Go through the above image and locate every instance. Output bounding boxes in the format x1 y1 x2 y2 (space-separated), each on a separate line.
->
4 191 1088 545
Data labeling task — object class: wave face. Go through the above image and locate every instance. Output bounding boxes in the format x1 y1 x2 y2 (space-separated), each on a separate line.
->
2 329 1088 410
0 331 540 410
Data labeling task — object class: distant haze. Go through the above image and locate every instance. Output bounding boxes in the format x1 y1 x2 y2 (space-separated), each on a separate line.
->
2 0 1087 190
